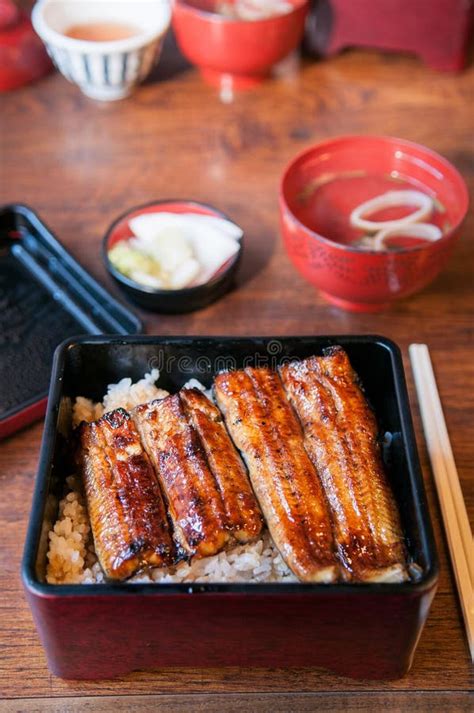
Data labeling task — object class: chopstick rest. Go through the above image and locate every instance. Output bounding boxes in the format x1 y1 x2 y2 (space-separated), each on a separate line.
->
409 343 474 662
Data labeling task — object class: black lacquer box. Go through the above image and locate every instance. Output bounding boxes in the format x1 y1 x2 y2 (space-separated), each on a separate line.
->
22 335 438 680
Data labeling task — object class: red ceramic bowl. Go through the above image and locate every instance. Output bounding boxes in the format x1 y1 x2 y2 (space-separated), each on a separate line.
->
0 8 52 91
172 0 308 89
279 135 469 312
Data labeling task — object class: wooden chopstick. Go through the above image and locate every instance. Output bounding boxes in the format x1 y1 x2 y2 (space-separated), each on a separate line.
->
419 345 474 586
409 343 474 662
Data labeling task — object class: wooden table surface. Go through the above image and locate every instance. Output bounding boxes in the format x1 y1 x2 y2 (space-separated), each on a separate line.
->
0 33 473 712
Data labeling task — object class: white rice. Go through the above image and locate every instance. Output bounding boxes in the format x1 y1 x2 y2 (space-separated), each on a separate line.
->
128 532 296 585
72 368 169 426
47 369 296 585
46 476 97 584
182 378 213 402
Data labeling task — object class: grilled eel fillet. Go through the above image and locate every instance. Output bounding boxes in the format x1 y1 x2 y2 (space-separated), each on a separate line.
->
214 367 338 583
78 408 174 580
180 388 263 543
133 394 230 558
280 348 407 583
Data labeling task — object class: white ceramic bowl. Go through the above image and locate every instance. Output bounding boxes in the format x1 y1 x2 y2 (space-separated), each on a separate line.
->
32 0 171 101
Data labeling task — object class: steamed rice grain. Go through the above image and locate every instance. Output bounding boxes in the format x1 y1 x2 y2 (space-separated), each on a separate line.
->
71 369 168 427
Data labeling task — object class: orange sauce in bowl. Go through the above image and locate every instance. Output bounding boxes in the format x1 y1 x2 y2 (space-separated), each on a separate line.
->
64 22 140 42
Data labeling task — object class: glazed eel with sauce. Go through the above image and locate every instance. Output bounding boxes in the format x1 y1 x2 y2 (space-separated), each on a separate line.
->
78 389 263 579
78 347 407 583
279 348 407 582
78 408 174 580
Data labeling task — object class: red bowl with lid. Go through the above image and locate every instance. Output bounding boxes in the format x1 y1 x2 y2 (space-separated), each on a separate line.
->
279 135 469 312
172 0 308 90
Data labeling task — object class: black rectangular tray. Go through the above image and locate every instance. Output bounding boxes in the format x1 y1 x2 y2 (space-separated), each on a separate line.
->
0 204 142 439
22 335 438 680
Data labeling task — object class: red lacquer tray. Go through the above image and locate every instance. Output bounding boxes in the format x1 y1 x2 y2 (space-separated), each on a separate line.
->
22 335 438 680
0 205 142 439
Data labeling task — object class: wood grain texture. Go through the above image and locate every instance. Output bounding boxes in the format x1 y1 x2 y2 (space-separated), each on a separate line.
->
0 32 473 708
0 692 472 713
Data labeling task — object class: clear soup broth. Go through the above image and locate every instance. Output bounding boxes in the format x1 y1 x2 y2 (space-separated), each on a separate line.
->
296 172 449 251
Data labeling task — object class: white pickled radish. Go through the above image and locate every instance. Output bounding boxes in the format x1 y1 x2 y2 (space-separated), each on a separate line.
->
168 258 201 289
350 190 433 232
126 211 241 290
129 271 164 289
130 212 243 241
188 223 240 283
137 226 193 273
195 215 243 240
184 214 242 240
373 222 443 251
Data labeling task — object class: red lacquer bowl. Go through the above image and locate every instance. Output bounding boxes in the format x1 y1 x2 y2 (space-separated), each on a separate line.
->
279 135 469 312
172 0 308 90
0 6 52 91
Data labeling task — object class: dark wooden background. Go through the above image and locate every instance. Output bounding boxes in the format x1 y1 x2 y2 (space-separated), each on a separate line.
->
0 30 473 711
